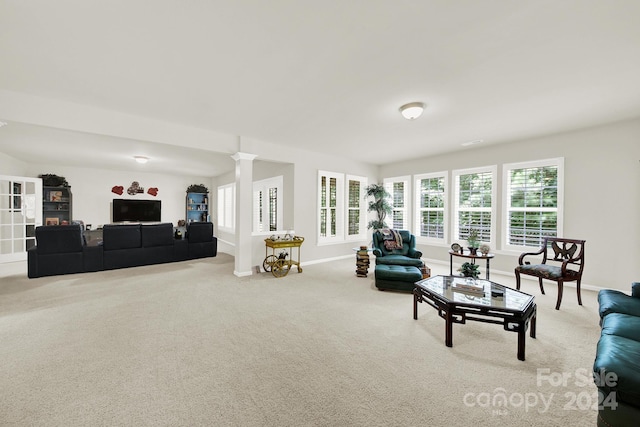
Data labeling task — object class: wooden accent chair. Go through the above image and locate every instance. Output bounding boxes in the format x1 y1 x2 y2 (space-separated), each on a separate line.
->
515 237 585 310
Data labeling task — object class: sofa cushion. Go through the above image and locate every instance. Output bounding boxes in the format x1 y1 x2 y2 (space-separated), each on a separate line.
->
598 289 640 319
187 222 213 243
601 313 640 342
141 223 174 247
102 224 141 250
593 334 640 404
35 225 84 254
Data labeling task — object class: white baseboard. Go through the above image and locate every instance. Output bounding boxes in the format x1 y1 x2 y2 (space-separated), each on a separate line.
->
233 270 253 277
300 254 353 267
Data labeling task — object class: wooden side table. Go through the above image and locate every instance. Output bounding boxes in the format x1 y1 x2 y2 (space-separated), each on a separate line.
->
449 250 495 280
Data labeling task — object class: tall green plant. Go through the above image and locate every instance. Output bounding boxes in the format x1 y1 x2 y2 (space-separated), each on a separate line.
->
365 183 392 230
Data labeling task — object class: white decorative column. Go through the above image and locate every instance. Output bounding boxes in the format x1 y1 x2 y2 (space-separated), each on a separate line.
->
231 152 257 276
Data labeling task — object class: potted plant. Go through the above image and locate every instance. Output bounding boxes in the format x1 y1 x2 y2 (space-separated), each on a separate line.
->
467 229 480 255
459 262 480 278
39 174 69 187
365 183 392 230
186 184 209 194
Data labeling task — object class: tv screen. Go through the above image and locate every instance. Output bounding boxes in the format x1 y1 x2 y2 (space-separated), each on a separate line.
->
112 199 161 222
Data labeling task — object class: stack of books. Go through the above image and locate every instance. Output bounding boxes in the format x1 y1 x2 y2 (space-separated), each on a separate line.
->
453 281 485 297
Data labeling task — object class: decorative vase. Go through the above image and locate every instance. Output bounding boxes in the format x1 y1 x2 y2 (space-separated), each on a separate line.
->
468 247 478 255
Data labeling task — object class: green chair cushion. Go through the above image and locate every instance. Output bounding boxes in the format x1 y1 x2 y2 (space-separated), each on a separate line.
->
516 264 579 280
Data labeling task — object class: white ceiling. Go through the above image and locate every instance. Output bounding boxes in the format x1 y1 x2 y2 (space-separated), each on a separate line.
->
1 0 640 177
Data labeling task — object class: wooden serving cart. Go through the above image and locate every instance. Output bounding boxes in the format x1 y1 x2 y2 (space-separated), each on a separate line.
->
263 236 304 277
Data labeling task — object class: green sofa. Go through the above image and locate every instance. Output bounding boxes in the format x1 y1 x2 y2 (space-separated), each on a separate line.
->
594 282 640 427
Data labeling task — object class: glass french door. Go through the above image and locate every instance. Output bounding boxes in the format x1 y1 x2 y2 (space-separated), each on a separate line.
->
0 176 42 263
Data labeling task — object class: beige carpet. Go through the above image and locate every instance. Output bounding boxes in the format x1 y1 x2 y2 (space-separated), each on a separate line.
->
0 255 601 426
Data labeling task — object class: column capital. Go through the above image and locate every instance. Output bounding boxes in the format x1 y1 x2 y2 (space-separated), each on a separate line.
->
231 152 257 162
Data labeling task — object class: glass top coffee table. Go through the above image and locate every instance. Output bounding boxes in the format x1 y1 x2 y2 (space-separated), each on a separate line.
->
413 275 537 361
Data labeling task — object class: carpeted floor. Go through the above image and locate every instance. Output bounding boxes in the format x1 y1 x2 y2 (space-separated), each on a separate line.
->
0 255 600 426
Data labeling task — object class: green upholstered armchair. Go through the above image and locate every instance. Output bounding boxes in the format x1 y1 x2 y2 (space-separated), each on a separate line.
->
372 229 423 267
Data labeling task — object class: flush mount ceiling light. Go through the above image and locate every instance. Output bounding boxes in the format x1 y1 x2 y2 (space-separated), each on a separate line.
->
134 156 149 164
399 102 425 120
0 121 7 128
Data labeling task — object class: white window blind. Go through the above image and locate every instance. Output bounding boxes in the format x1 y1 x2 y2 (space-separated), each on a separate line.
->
253 176 283 233
503 158 563 249
346 175 367 239
217 184 235 231
414 172 446 242
453 166 496 245
318 170 344 243
384 176 410 230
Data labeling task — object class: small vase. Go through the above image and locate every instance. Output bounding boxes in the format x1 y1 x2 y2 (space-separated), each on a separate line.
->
468 247 478 255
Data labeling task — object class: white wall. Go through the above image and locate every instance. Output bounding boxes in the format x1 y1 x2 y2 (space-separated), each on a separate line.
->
24 163 212 228
7 116 636 290
380 117 640 290
0 151 28 176
213 141 379 270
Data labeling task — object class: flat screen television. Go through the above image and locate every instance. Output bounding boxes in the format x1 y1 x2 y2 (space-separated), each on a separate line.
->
112 199 161 222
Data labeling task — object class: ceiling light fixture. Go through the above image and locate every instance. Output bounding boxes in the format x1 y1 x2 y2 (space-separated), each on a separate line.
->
399 102 425 120
134 156 149 164
0 121 7 128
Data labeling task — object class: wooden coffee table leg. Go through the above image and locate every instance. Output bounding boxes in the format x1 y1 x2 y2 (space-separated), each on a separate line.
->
413 291 419 320
530 311 537 339
445 309 453 347
517 322 526 361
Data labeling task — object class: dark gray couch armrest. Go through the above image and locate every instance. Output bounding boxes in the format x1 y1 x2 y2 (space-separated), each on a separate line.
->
27 246 38 278
632 282 640 298
408 248 422 259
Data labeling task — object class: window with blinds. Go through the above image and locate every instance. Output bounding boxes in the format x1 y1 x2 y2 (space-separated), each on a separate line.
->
383 176 410 230
453 166 496 245
504 158 563 249
318 171 342 242
318 171 366 243
414 173 446 241
253 176 282 233
346 175 367 238
217 183 235 231
347 179 360 235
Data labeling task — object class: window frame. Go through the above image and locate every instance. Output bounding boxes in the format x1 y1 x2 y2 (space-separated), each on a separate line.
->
346 174 368 241
217 183 235 232
414 171 448 245
317 170 344 245
502 157 564 252
252 176 283 235
452 165 497 248
317 171 369 245
383 175 410 231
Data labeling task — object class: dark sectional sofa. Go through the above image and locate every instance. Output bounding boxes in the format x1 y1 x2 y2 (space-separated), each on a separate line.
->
594 282 640 427
28 222 217 278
